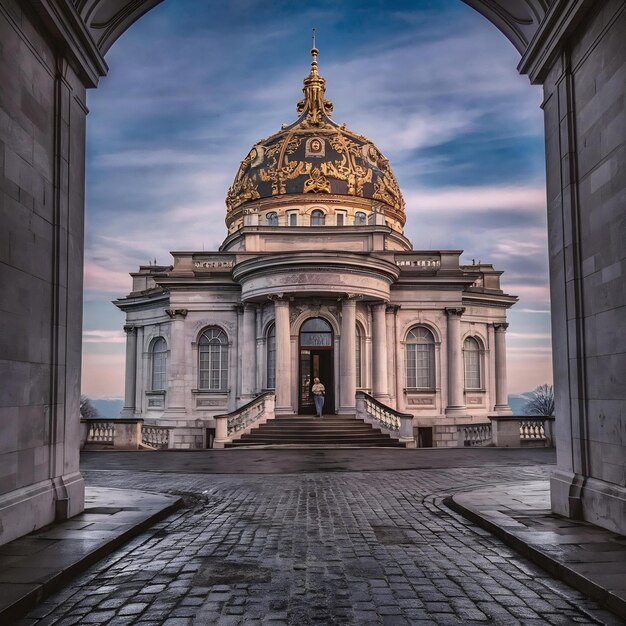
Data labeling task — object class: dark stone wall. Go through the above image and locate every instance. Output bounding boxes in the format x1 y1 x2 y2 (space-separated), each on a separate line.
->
0 0 85 543
545 0 626 532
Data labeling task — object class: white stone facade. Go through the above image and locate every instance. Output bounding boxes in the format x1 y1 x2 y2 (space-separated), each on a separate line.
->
115 222 517 448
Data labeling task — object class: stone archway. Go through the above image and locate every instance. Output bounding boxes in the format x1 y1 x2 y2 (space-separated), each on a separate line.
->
1 0 624 543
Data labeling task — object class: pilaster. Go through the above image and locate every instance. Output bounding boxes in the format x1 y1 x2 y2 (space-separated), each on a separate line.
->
163 309 188 417
240 303 257 400
493 323 512 414
121 325 137 417
445 307 467 417
372 302 389 399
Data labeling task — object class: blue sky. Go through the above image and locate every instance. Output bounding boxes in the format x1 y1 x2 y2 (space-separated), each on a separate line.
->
82 0 552 398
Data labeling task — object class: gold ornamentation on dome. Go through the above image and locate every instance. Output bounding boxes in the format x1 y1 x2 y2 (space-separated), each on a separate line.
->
373 159 404 212
296 46 333 126
303 168 331 193
225 39 406 219
226 173 259 211
306 136 325 157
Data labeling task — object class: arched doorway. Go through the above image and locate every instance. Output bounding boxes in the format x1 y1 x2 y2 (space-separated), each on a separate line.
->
298 318 335 415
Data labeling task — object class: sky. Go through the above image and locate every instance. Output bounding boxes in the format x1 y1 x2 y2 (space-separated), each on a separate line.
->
82 0 552 399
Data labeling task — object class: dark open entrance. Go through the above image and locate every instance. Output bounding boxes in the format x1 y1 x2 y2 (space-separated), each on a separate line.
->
299 318 334 414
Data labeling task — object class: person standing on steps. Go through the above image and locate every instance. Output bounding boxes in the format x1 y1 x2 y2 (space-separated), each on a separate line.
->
311 377 325 418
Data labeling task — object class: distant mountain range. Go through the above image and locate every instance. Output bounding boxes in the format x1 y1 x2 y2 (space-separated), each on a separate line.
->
508 393 534 415
89 394 534 417
91 398 124 417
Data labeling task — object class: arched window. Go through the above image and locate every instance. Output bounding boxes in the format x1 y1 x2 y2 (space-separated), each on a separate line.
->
151 337 167 391
311 209 325 226
266 212 278 226
355 325 362 388
266 324 276 389
355 211 366 225
463 336 482 389
198 327 229 391
405 327 435 389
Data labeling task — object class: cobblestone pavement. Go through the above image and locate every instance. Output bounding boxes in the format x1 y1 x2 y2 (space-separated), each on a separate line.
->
17 464 624 626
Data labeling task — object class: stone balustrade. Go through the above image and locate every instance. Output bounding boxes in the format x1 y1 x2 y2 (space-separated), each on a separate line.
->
80 418 170 450
141 425 171 450
356 392 416 447
213 392 276 448
489 415 555 448
459 423 493 447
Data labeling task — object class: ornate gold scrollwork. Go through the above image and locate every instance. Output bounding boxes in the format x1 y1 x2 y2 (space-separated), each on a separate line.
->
303 168 331 193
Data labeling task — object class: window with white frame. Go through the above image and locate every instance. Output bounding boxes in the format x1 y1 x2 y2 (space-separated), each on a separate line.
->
151 337 167 391
311 209 325 226
266 324 276 389
355 211 366 225
266 211 278 226
289 213 298 226
355 325 362 388
198 327 229 390
405 326 435 389
463 336 482 389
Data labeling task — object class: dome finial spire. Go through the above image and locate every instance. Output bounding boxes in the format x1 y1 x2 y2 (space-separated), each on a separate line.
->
297 29 333 125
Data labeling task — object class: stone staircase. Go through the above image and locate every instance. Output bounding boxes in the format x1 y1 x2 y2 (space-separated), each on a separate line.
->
224 414 406 448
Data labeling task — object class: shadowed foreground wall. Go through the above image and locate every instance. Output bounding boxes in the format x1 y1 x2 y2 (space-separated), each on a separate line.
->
0 0 85 543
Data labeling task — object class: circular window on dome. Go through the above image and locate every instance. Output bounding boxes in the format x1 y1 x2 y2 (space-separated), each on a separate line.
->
306 137 325 158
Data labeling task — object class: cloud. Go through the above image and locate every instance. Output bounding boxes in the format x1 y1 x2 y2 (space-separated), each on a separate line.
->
405 184 546 215
95 149 208 168
83 330 126 344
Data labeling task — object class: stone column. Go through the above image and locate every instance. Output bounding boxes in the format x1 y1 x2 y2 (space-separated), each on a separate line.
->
164 309 188 416
372 303 389 399
274 298 292 414
387 305 400 409
134 326 144 413
255 308 264 392
121 325 137 416
339 298 357 414
241 303 257 399
445 307 467 416
493 323 512 414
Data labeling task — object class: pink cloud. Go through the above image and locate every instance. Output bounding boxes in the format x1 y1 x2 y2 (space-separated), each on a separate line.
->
81 353 125 397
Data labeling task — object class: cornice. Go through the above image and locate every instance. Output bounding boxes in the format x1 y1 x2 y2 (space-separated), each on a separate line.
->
518 0 595 83
112 291 169 312
232 252 401 284
25 0 108 87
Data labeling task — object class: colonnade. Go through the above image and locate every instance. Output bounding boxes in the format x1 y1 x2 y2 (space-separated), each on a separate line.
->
120 298 512 418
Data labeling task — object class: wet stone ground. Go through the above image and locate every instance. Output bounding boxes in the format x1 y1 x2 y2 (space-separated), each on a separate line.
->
17 464 623 626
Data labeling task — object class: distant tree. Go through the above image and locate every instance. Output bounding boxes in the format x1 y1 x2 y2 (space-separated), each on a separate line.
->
523 384 555 416
80 395 100 419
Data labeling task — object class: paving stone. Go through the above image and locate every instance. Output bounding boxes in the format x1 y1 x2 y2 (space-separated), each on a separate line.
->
15 464 624 626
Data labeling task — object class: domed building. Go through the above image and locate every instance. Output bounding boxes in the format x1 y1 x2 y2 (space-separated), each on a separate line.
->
114 48 517 449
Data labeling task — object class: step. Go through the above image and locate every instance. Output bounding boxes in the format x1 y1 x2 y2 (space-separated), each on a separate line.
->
226 414 407 449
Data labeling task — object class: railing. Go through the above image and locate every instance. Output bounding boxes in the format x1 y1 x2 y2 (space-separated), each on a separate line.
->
489 415 555 447
83 420 114 445
81 418 145 450
520 418 548 441
460 423 492 446
355 392 415 447
141 425 170 449
213 392 275 448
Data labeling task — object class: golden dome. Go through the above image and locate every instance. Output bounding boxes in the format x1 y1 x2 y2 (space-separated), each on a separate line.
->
226 47 405 223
